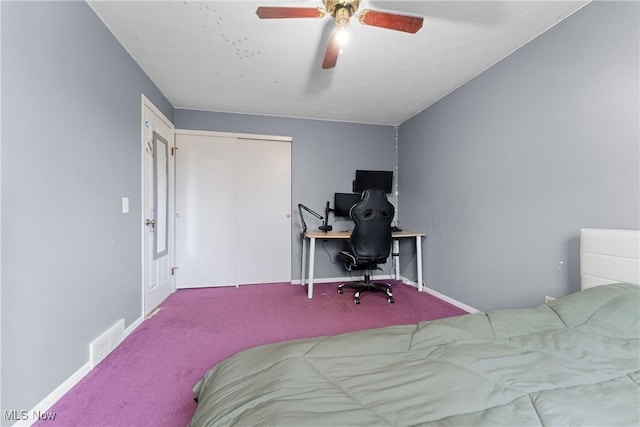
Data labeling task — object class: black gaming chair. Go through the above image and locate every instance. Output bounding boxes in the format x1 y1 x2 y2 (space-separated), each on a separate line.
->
338 188 395 304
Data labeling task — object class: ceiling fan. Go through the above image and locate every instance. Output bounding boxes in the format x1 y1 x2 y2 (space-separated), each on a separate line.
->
256 0 424 69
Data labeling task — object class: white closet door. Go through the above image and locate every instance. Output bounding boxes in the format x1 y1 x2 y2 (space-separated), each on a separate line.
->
175 132 291 288
237 138 292 284
175 134 238 288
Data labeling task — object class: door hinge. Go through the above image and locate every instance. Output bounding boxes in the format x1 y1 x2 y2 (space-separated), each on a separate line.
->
171 266 179 275
171 146 178 156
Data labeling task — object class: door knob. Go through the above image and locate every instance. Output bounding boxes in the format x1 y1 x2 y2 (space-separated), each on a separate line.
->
145 219 156 227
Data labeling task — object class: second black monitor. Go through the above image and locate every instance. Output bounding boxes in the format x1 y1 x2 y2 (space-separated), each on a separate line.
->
334 193 362 218
354 170 393 193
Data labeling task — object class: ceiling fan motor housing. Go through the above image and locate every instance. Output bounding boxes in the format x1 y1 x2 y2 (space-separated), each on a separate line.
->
325 0 360 19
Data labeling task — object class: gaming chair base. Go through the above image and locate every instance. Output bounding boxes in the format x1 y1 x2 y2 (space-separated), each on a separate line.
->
337 271 394 304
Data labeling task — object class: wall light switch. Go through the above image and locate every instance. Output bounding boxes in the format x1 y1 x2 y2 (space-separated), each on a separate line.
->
122 197 129 214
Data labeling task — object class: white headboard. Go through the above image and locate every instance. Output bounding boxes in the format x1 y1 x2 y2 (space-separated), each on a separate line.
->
580 228 640 289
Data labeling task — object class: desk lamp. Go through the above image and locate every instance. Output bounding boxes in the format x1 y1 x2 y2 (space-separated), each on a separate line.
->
298 203 332 234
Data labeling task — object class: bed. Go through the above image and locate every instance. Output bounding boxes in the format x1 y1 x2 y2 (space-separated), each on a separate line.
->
190 228 640 426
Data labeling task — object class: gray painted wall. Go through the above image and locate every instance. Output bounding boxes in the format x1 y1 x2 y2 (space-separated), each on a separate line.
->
173 110 397 281
2 0 637 416
398 1 639 311
1 1 172 413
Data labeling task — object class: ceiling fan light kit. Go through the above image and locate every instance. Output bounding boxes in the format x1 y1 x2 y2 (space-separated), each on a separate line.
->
255 0 424 69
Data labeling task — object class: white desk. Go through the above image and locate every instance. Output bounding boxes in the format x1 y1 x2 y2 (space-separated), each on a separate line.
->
300 230 426 299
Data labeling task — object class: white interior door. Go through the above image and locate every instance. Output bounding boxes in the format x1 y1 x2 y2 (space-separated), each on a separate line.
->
142 97 175 314
175 131 291 288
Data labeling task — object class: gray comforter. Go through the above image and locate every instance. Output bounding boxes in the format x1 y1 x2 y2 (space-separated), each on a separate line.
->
190 283 639 426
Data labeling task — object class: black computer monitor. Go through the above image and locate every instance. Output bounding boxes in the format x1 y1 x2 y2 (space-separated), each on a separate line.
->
354 170 393 193
334 193 362 218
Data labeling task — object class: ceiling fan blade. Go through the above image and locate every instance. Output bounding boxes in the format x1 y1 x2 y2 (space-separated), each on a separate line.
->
322 29 340 69
358 9 423 33
255 7 325 19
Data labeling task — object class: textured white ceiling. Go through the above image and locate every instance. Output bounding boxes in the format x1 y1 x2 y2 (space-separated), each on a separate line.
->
89 1 588 125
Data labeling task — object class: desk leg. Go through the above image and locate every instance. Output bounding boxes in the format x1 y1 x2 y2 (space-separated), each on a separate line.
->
392 239 400 281
416 235 423 292
300 236 307 286
307 237 316 299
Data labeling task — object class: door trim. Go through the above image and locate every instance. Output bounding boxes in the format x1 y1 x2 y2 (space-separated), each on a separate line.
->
175 128 292 142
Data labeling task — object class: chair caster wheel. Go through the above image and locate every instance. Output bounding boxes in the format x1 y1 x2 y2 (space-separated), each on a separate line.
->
354 297 361 304
388 297 394 304
338 288 343 294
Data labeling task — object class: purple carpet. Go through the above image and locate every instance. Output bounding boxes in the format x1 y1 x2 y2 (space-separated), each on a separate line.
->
40 282 467 427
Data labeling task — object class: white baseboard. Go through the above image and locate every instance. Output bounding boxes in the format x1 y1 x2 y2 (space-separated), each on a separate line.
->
291 275 481 314
399 278 482 313
423 287 482 314
291 275 349 285
12 361 92 426
290 273 398 286
17 315 144 426
125 316 144 335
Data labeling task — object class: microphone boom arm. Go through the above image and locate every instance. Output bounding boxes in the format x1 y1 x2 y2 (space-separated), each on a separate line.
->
298 203 323 234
